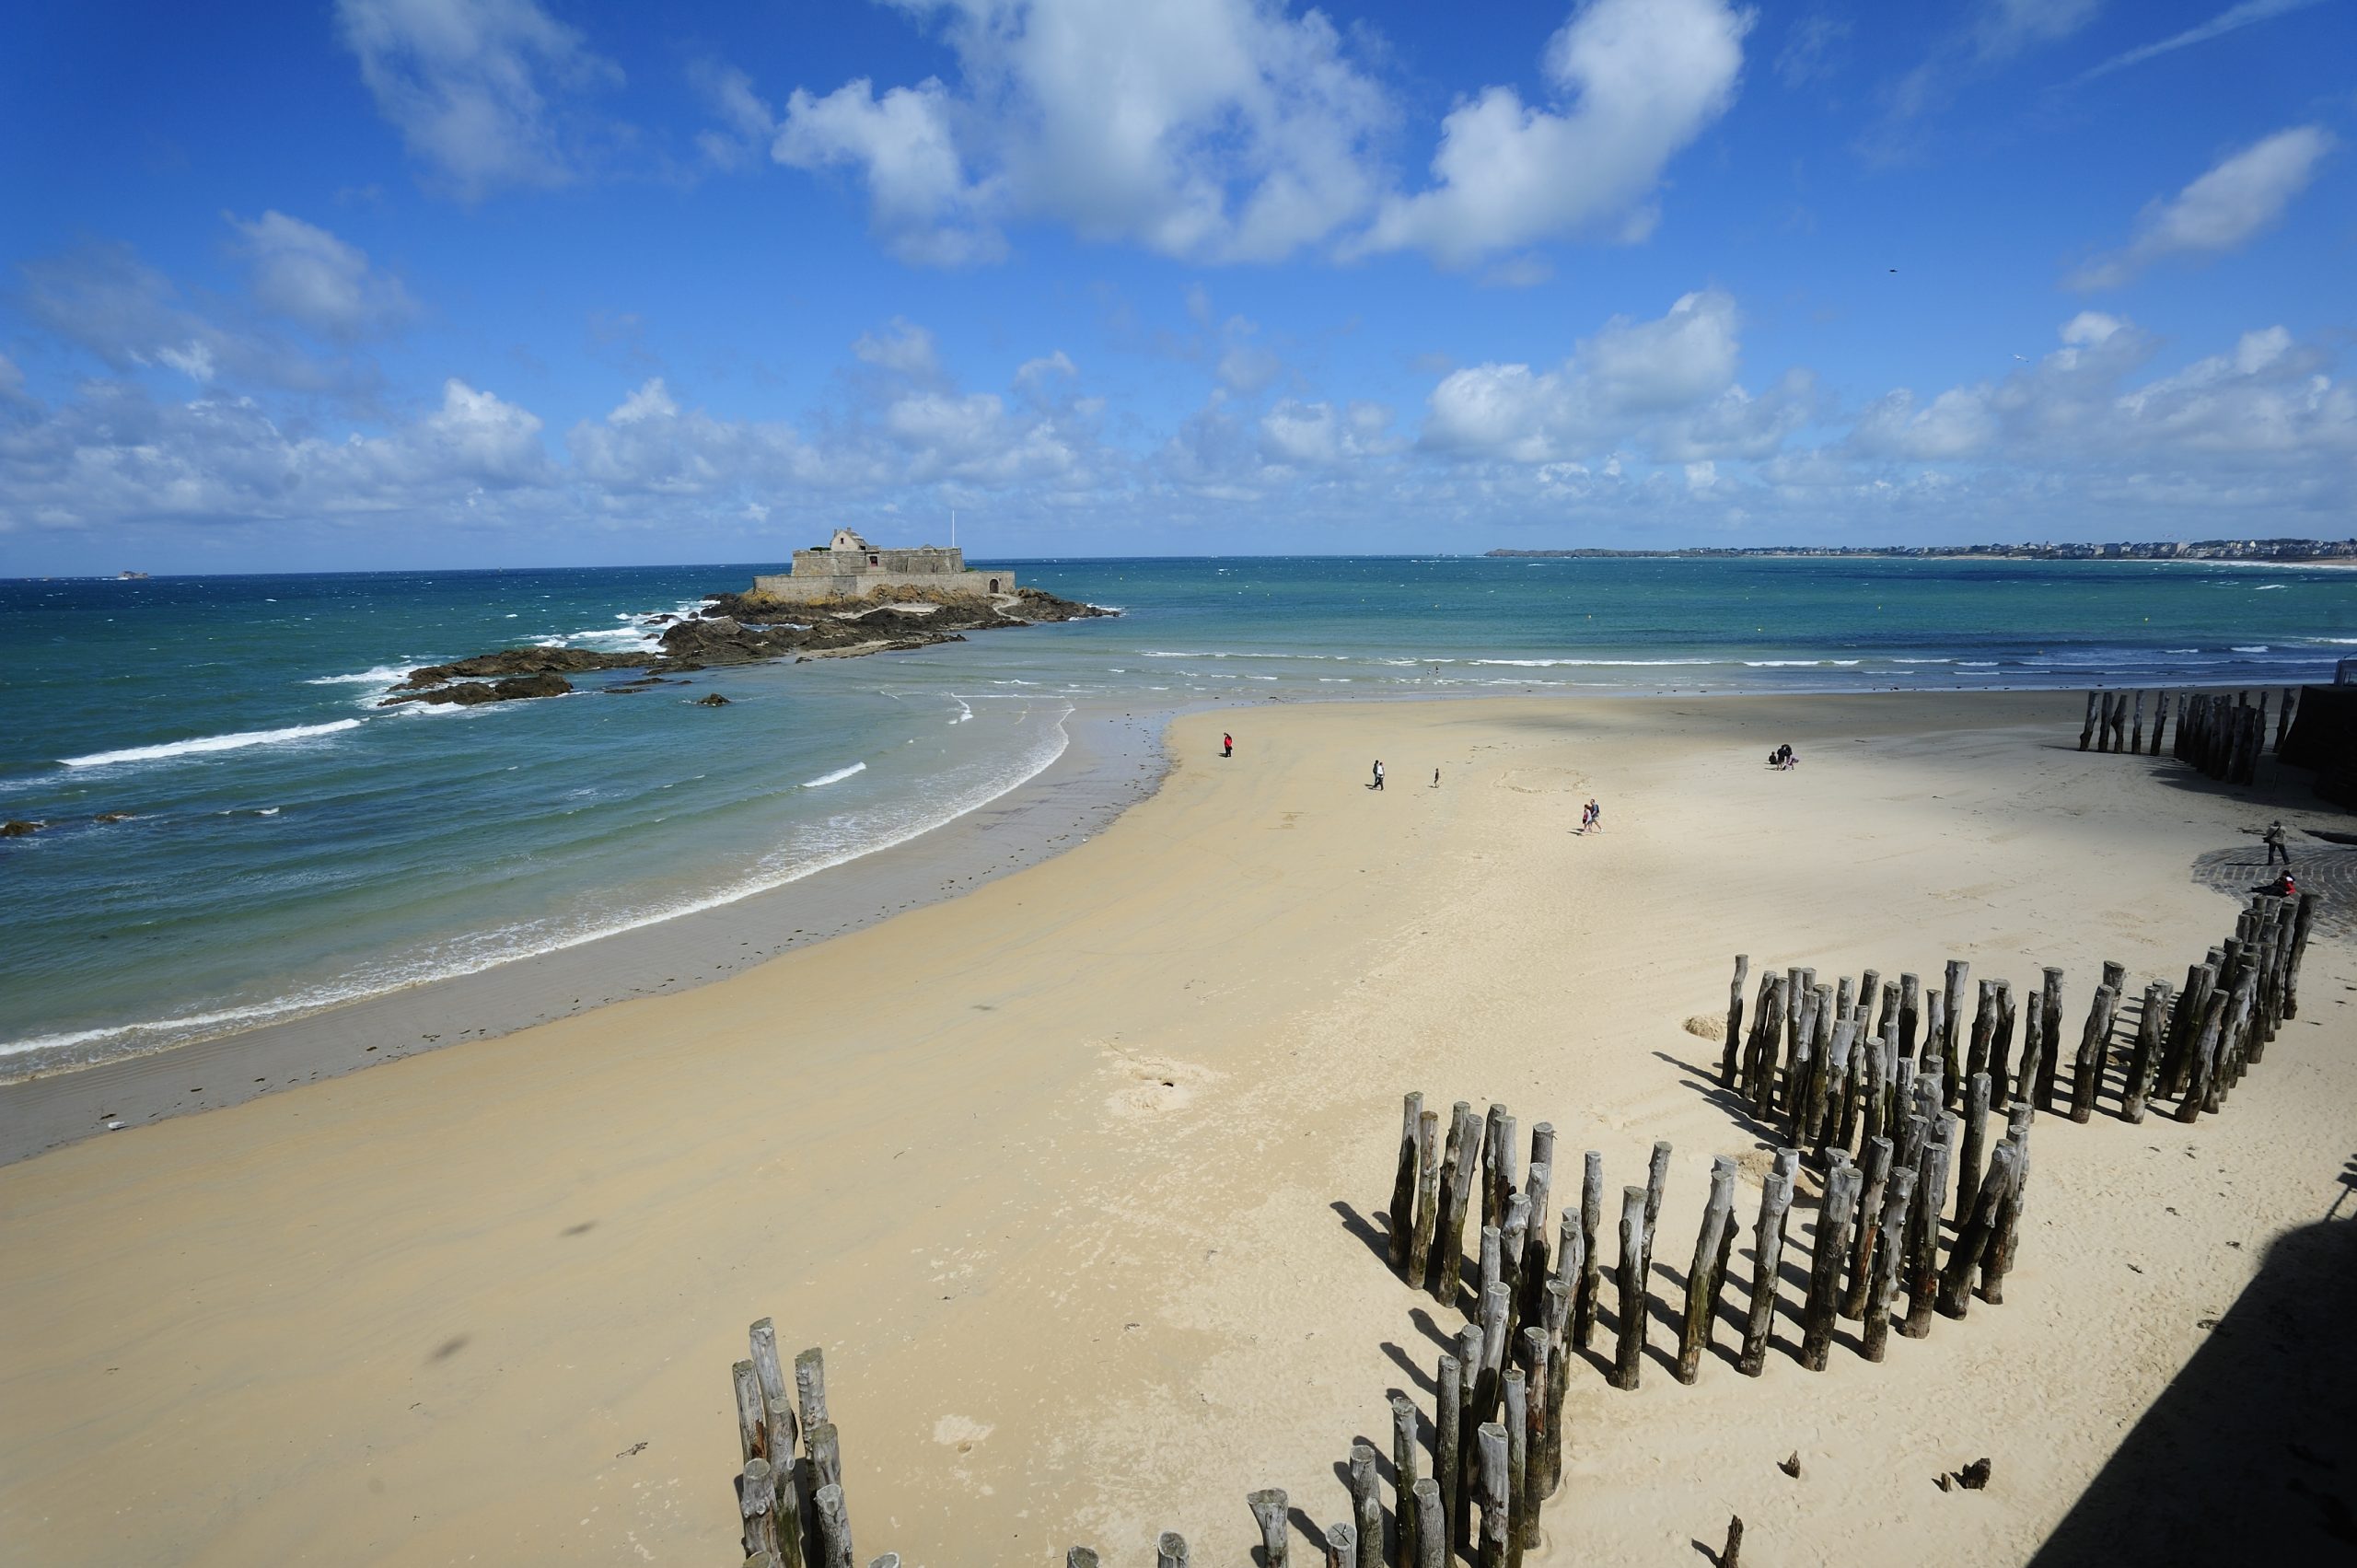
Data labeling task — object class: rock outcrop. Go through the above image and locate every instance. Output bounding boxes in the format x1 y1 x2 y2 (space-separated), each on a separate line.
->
385 584 1115 706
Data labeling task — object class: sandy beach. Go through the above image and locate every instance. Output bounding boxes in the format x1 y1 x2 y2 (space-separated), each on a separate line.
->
2 689 2351 1565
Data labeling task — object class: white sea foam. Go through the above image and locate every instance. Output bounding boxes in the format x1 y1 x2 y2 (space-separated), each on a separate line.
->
306 665 415 686
61 719 365 770
802 762 868 787
1892 657 1953 665
1470 656 1716 668
2255 584 2286 591
6 705 1079 1067
2233 645 2271 653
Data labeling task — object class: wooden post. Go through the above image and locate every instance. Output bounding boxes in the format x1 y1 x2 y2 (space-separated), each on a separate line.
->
1955 1073 1991 1228
1989 981 2018 1102
1898 971 1921 1061
749 1320 797 1462
1900 1130 1950 1340
1640 1139 1672 1285
1414 1478 1446 1568
735 1360 768 1464
1574 1151 1604 1350
794 1348 829 1437
1540 1277 1571 1500
2177 987 2230 1122
1738 1167 1793 1376
1982 1119 2030 1305
1516 1328 1548 1551
1724 955 1749 1085
1434 1352 1461 1562
1500 1199 1529 1348
1437 1105 1481 1306
1860 1165 1917 1364
2152 691 2170 755
1390 1393 1420 1568
1502 1368 1528 1568
1323 1524 1355 1568
1967 980 1996 1087
2071 984 2118 1123
1937 1142 2020 1318
1480 1105 1506 1232
1487 1110 1518 1239
1248 1488 1290 1568
1677 1157 1737 1383
1522 1148 1554 1320
1454 1323 1482 1549
1350 1444 1382 1568
2037 968 2065 1110
1721 1516 1745 1568
1156 1532 1189 1568
1940 960 1968 1107
1476 1423 1510 1568
2079 691 2098 750
1613 1184 1647 1390
806 1421 844 1559
812 1483 853 1568
2130 691 2145 754
1479 1281 1510 1425
1842 1135 1894 1319
1800 1162 1861 1370
741 1458 781 1560
2124 982 2166 1122
1411 1109 1444 1287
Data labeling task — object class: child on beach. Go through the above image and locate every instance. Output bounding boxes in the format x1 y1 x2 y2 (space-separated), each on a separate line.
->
1222 732 1233 758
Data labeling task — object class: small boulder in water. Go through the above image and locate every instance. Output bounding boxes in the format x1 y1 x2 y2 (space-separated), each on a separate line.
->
693 692 731 707
94 812 134 824
2 819 42 837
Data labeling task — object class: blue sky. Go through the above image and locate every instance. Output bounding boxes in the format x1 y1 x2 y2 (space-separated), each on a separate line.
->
2 0 2351 573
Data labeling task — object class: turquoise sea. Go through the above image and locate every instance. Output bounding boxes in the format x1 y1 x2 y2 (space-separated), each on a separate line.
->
4 555 2351 1071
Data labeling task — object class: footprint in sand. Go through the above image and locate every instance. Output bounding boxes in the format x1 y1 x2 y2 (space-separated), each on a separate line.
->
933 1414 993 1456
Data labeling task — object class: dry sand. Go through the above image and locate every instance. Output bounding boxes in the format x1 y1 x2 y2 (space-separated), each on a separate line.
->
1 690 2351 1565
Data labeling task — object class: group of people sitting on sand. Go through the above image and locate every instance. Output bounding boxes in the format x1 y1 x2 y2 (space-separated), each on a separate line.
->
1768 743 1799 771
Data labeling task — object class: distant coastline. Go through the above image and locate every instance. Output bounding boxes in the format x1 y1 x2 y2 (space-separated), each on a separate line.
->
1487 537 2357 563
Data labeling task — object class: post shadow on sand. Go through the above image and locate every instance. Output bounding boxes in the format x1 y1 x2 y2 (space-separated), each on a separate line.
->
2026 1211 2357 1566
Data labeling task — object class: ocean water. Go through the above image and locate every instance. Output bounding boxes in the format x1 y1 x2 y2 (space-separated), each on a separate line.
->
4 555 2351 1070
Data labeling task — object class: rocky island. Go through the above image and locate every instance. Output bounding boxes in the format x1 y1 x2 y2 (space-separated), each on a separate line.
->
382 532 1112 708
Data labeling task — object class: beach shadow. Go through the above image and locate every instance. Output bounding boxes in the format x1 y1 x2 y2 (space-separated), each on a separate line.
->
1284 1511 1329 1562
2026 1214 2357 1566
1650 1051 1782 1144
1381 1341 1440 1397
1404 1306 1458 1354
1331 1200 1392 1269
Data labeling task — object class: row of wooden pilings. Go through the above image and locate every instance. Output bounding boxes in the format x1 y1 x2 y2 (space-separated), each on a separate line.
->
2076 687 2300 784
727 888 2319 1565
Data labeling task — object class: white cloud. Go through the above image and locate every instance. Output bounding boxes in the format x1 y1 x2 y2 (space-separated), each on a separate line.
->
2071 126 2334 289
851 318 943 378
769 0 1387 266
1357 0 1751 267
335 0 621 200
228 212 417 339
1258 399 1398 467
1421 289 1749 459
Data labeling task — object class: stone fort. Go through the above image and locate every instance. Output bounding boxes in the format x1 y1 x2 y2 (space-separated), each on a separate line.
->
751 528 1015 601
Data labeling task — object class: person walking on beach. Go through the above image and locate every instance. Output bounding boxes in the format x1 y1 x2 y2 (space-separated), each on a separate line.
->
1222 732 1234 759
1584 797 1602 833
1372 760 1385 791
1433 767 1441 788
2263 819 2290 865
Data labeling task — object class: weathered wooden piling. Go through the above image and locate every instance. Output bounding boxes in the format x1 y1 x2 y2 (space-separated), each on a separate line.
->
1502 1368 1528 1568
1475 1422 1510 1568
2037 967 2065 1109
1388 1394 1420 1568
1436 1104 1481 1305
1738 1167 1793 1377
2130 691 2145 754
811 1482 853 1568
2152 691 2170 755
1516 1328 1549 1550
1842 1136 1894 1318
2124 982 2166 1122
1540 1280 1571 1496
1898 971 1922 1060
1800 1162 1861 1370
1677 1158 1737 1383
1414 1479 1446 1568
1724 955 1749 1084
1434 1353 1461 1562
1574 1152 1604 1350
1639 1139 1672 1286
1937 1141 2021 1318
1900 1129 1951 1340
1955 1073 1991 1228
2071 983 2119 1122
1940 961 1969 1106
1350 1444 1382 1568
1454 1322 1482 1548
1860 1165 1917 1364
1323 1524 1355 1568
1248 1489 1291 1568
1613 1184 1648 1390
1155 1531 1189 1568
2079 691 2098 750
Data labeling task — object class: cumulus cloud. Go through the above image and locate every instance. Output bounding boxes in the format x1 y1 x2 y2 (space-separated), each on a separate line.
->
769 0 1387 266
1358 0 1751 267
851 318 943 378
228 212 417 339
2070 126 2334 290
1421 289 1750 459
335 0 622 200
